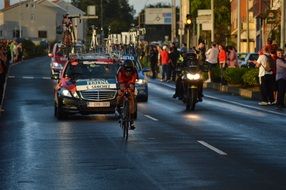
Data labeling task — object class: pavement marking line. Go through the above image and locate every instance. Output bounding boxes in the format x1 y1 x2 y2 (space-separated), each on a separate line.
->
22 76 34 79
197 140 228 156
144 114 159 121
42 77 51 80
8 76 15 79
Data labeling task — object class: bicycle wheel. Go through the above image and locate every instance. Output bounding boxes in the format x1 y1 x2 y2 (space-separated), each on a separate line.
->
122 100 129 140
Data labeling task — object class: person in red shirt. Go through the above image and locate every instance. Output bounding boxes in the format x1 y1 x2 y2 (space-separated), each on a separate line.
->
218 44 227 68
160 45 170 81
116 59 138 129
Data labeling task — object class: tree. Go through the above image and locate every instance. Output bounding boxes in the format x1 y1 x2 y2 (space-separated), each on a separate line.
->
189 0 231 45
71 0 135 35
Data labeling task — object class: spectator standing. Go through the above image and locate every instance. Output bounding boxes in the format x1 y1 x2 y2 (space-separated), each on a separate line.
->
169 43 180 81
159 45 170 81
218 45 227 68
205 43 219 82
195 41 206 66
227 46 238 68
149 45 158 79
180 43 187 54
17 43 23 62
255 46 275 105
0 45 7 102
275 48 286 109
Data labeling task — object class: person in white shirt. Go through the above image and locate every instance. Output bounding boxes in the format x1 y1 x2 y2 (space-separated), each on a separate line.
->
205 43 219 82
255 46 275 105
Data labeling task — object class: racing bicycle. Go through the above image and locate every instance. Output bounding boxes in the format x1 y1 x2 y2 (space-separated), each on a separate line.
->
119 91 131 140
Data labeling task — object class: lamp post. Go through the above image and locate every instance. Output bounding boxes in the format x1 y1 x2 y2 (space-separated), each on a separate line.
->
186 14 192 50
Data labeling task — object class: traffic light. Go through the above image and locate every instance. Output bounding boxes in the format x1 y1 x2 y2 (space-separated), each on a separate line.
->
186 14 192 29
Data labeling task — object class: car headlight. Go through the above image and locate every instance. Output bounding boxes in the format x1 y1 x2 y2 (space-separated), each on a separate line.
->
136 79 147 84
59 89 79 98
186 73 200 80
52 62 63 69
60 89 72 97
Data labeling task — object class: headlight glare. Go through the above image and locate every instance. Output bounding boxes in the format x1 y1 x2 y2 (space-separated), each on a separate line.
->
186 73 200 80
60 89 72 97
136 79 146 84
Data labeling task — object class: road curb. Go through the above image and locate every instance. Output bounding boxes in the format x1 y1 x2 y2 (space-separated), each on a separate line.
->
203 82 260 100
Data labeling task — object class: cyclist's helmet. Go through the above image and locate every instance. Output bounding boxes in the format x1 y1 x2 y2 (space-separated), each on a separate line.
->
123 59 134 71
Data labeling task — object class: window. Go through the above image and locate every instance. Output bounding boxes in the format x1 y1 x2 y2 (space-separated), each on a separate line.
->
38 30 47 38
13 30 20 38
30 14 35 21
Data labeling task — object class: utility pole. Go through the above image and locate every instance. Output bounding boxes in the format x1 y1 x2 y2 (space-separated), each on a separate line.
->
237 0 241 52
172 0 176 42
179 0 182 46
246 0 249 52
281 0 285 49
100 0 104 46
211 0 214 43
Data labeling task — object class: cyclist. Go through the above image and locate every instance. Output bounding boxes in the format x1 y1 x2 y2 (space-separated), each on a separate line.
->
116 59 138 129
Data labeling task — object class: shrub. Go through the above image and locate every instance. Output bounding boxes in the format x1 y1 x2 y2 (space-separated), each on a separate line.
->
223 67 248 85
242 68 259 87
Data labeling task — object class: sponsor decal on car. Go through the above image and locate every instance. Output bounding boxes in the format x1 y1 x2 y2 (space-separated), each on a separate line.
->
76 79 117 91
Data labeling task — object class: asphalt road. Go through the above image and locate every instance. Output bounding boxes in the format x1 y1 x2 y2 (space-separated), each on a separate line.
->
1 57 286 190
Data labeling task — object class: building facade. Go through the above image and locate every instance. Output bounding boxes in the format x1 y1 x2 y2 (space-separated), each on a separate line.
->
0 0 85 43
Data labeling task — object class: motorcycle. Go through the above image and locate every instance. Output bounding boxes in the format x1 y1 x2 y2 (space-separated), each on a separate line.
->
181 64 202 111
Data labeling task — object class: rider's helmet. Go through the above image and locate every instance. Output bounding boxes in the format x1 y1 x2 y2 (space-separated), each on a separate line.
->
123 59 134 72
184 50 198 66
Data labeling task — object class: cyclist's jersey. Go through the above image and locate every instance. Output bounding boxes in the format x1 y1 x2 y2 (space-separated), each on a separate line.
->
116 66 138 87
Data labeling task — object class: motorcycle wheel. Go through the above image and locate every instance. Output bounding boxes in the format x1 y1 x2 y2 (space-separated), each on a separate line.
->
190 88 198 111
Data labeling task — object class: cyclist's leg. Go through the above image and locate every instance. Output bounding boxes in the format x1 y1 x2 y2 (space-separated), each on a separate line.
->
115 89 124 115
128 93 136 129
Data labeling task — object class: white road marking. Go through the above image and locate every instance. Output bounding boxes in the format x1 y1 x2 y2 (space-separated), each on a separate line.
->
144 114 159 121
8 76 51 80
197 140 227 156
22 76 34 79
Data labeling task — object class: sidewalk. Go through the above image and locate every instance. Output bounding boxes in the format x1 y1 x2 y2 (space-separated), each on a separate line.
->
203 82 261 100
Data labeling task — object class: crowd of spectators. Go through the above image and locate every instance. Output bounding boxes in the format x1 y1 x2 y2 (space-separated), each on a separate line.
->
0 39 23 109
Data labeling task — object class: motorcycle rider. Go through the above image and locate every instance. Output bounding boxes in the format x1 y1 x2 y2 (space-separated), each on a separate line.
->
173 49 204 101
115 59 138 130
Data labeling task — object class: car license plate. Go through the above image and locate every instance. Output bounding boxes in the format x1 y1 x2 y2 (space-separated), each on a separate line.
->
87 102 110 107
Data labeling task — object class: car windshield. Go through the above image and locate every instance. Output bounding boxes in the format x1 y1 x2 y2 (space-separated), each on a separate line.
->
65 62 118 79
249 54 259 60
238 53 247 61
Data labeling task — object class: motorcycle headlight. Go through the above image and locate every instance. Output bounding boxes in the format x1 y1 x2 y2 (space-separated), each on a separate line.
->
136 79 147 84
186 73 201 80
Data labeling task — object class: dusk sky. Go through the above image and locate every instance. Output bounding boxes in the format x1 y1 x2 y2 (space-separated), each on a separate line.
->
129 0 178 15
0 0 179 15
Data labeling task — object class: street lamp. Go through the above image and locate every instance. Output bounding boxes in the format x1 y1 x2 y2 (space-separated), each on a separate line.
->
186 14 192 50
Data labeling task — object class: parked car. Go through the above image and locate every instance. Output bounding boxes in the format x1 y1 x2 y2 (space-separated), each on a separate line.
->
238 52 259 68
54 53 123 119
120 54 150 102
48 42 68 79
